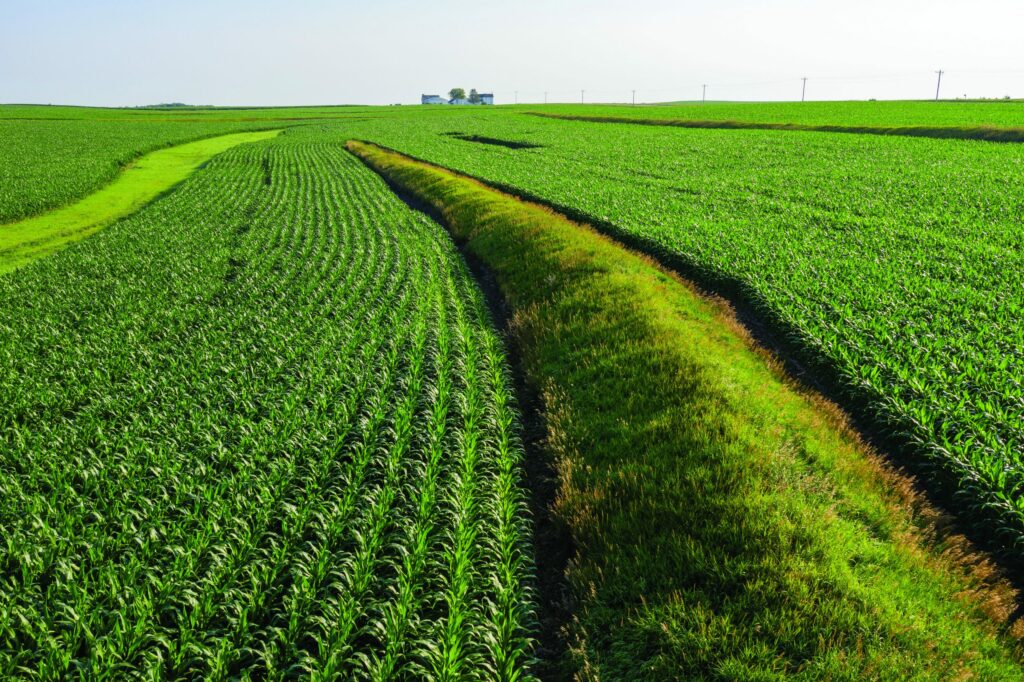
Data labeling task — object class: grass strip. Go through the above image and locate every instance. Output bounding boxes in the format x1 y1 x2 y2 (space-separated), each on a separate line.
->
527 111 1024 143
347 139 1024 680
0 129 282 273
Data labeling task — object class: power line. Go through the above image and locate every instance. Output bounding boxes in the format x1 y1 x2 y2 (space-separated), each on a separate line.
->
493 69 1017 105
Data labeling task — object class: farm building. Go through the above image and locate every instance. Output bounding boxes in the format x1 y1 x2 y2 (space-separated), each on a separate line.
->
421 93 495 105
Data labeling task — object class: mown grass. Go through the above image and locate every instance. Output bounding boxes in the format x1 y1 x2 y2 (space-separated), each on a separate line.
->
0 129 281 273
348 139 1024 680
528 111 1024 143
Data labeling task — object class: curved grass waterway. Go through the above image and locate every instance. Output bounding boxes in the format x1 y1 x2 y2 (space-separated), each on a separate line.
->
347 139 1024 680
527 111 1024 143
0 129 282 273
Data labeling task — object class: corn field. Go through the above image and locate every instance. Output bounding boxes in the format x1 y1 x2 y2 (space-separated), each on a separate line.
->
0 129 535 680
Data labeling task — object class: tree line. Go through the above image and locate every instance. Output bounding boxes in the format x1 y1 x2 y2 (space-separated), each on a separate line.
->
448 88 484 103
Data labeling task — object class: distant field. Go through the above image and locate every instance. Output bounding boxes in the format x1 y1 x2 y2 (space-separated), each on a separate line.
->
0 105 413 224
0 104 369 223
0 130 281 272
0 103 382 120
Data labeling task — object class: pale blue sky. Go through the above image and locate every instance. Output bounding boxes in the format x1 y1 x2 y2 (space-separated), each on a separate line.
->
3 0 1023 106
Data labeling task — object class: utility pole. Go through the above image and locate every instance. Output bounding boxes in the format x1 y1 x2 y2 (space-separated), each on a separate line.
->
934 70 944 100
515 90 518 105
544 91 548 104
632 89 636 105
801 77 808 102
702 84 707 103
581 89 585 104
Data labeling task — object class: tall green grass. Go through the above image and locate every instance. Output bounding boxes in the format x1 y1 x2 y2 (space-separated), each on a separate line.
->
349 139 1023 680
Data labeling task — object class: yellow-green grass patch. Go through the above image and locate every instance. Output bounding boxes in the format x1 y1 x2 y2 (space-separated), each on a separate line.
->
0 129 282 273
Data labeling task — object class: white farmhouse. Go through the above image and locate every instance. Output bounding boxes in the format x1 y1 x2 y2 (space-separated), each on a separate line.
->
421 92 495 105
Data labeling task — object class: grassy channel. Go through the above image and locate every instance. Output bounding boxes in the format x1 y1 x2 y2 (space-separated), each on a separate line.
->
348 139 1024 680
343 109 1024 567
527 111 1024 143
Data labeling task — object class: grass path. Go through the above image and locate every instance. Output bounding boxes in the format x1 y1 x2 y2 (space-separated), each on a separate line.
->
348 139 1023 680
0 129 282 273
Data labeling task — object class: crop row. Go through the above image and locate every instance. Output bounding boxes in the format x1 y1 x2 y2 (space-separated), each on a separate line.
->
0 128 535 679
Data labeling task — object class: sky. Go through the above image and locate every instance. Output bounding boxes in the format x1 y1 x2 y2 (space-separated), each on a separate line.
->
3 0 1024 107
